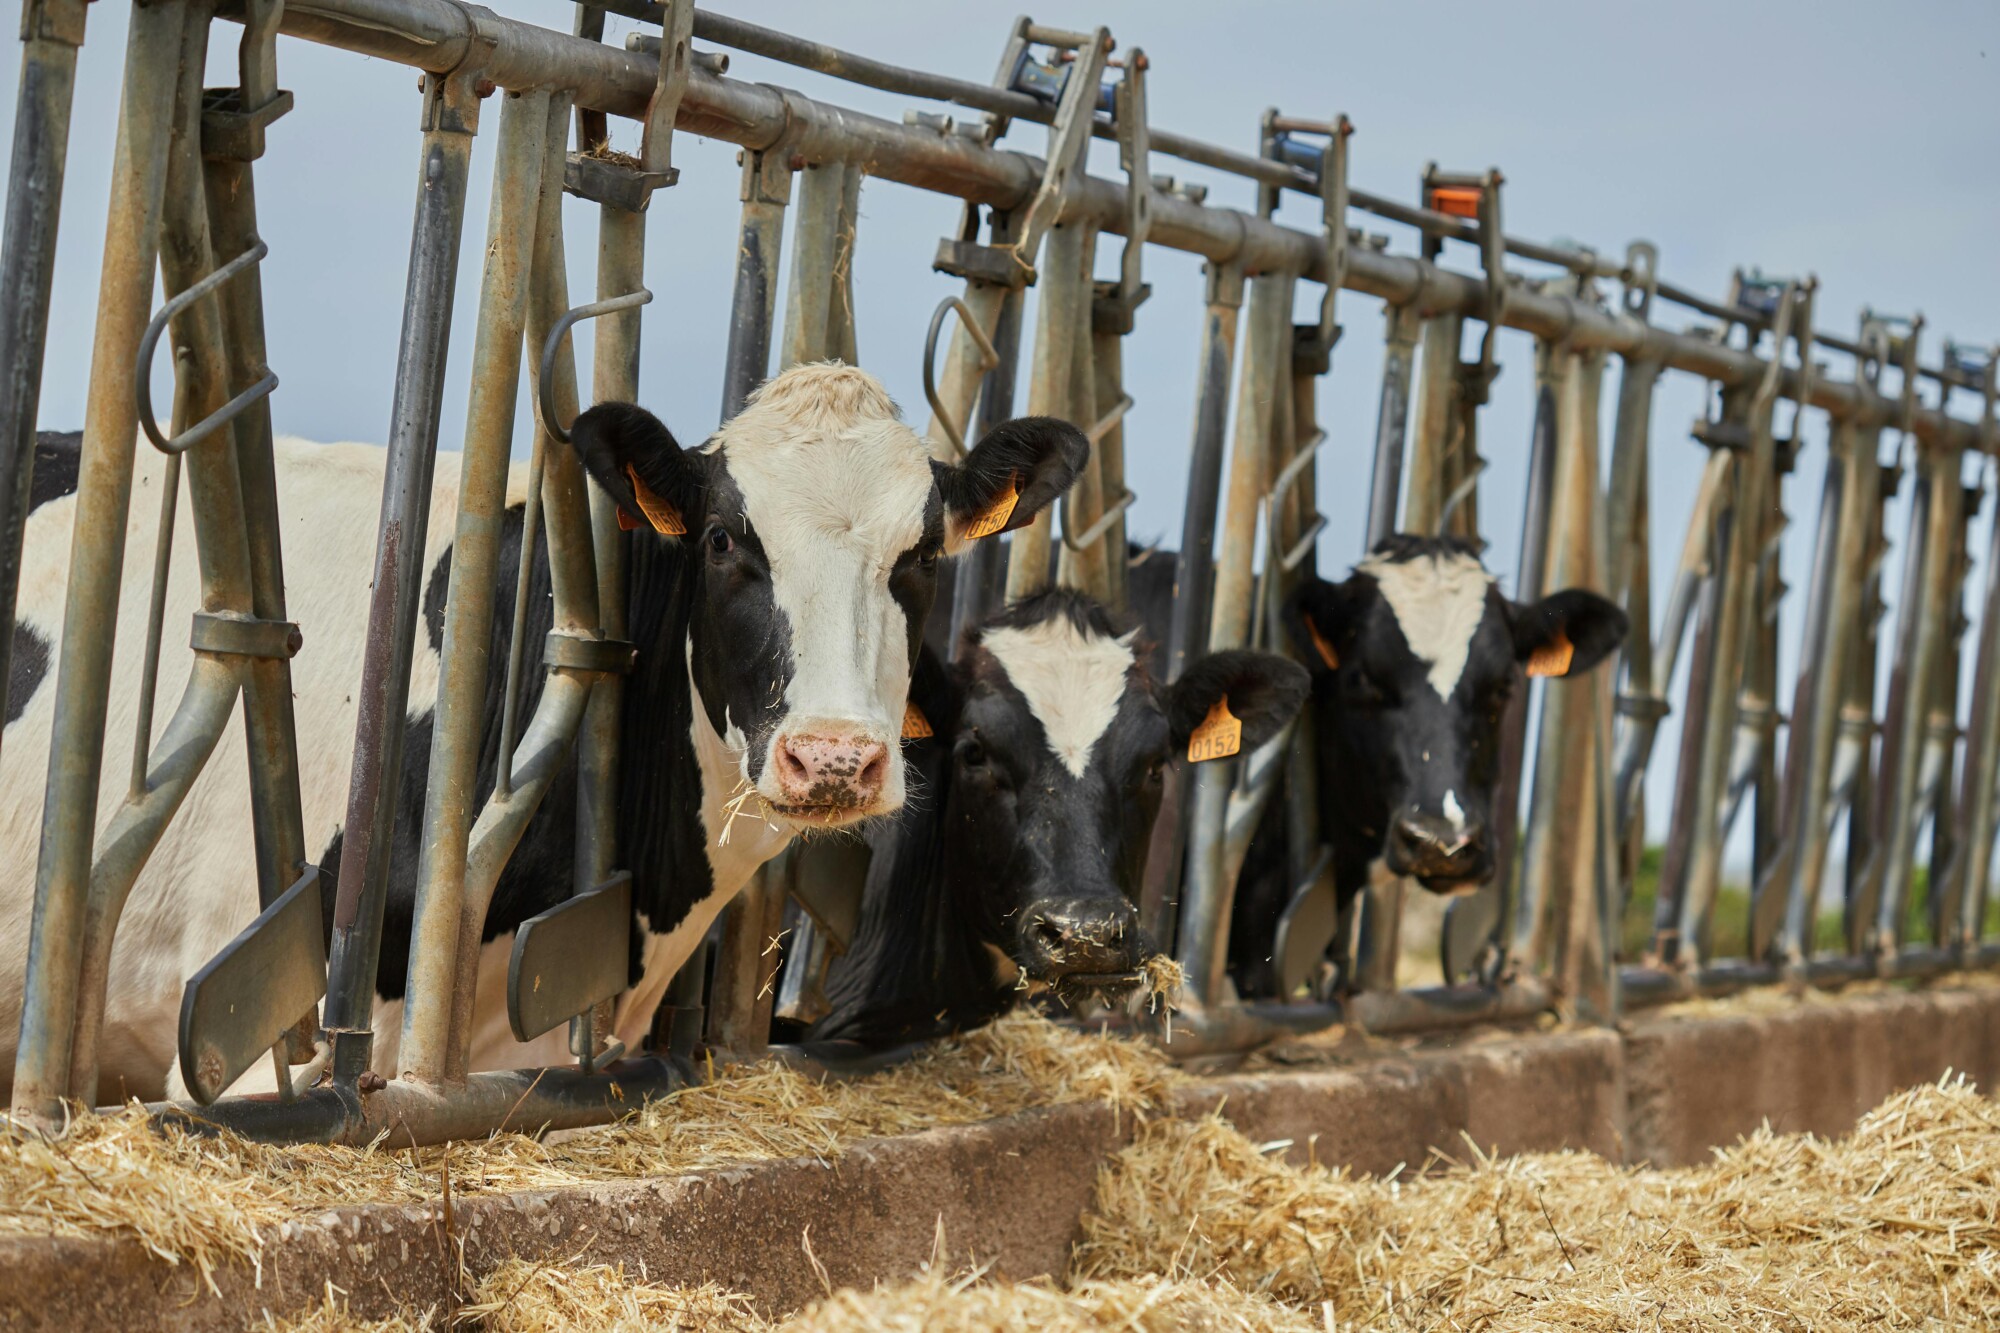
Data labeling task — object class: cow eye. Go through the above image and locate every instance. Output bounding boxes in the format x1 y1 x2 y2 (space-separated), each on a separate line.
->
955 735 987 769
918 540 941 566
705 525 734 557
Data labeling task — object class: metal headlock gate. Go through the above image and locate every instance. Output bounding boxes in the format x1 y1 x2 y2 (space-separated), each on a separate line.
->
2 0 1996 1145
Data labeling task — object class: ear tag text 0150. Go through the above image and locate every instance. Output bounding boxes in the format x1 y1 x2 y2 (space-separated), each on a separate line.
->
961 473 1019 541
616 463 687 535
1187 696 1243 763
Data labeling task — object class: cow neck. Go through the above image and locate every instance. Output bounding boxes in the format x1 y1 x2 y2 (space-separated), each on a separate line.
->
817 744 1010 1044
687 639 791 898
619 533 731 934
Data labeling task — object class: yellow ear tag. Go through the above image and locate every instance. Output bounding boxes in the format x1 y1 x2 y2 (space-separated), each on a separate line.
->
901 701 934 740
616 463 686 536
960 473 1020 542
1187 696 1243 764
1304 613 1339 670
1526 628 1574 679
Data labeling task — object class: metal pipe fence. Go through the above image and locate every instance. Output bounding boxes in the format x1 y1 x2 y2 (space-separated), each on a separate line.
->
2 0 1995 1146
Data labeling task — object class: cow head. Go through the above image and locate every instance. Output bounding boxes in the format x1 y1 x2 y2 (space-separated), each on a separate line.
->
944 591 1308 999
1287 535 1626 892
569 363 1084 831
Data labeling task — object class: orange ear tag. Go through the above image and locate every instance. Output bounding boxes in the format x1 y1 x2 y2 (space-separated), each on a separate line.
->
1187 696 1243 764
617 463 687 535
901 701 934 740
1525 628 1574 679
1304 613 1339 670
960 473 1020 541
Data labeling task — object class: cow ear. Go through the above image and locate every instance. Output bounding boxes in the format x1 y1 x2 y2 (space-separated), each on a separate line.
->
1283 576 1363 675
1509 588 1629 678
933 415 1089 552
1166 650 1311 757
567 401 702 537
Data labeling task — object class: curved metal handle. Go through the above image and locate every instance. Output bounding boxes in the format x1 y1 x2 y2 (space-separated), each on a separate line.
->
922 294 1000 458
1435 455 1490 535
1061 485 1137 553
137 239 277 455
536 288 654 445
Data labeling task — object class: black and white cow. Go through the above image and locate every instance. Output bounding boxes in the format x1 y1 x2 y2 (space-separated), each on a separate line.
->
808 588 1308 1049
0 363 1085 1102
1229 534 1627 995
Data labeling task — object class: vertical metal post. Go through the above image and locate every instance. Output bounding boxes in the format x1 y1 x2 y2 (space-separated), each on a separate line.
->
1162 262 1245 681
1007 219 1096 601
1768 419 1869 962
779 159 859 373
1868 439 1961 956
397 89 547 1084
720 147 790 420
11 1 188 1123
945 287 1025 646
0 0 87 744
1176 268 1292 1007
1518 344 1618 1017
320 63 480 1050
1402 312 1464 535
1950 363 2000 950
1364 305 1420 548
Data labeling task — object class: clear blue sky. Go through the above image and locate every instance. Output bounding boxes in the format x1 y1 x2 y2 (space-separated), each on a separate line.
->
9 1 1999 863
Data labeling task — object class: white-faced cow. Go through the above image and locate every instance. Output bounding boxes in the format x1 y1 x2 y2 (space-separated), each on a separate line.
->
0 363 1085 1103
808 588 1308 1049
1229 534 1627 995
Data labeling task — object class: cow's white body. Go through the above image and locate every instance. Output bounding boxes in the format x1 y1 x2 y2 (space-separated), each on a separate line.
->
0 436 522 1103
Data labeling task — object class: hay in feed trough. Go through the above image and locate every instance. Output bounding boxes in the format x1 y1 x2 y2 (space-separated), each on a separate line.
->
0 1011 1176 1281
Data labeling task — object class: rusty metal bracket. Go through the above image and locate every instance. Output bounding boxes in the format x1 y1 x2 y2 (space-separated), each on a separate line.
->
200 0 292 162
1091 50 1152 336
565 0 691 210
934 25 1112 288
1622 240 1659 324
542 629 638 676
20 0 87 45
190 610 303 660
1423 164 1507 405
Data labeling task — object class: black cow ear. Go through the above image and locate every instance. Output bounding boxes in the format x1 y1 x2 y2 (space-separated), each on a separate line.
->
568 402 701 538
1508 588 1629 678
933 415 1088 552
1283 576 1363 676
1166 650 1311 758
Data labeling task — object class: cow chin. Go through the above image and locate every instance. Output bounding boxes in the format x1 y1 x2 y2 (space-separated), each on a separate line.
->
1415 873 1489 898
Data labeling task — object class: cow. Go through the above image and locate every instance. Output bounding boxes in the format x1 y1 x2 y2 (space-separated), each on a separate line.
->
805 587 1309 1049
1228 534 1628 995
0 362 1085 1103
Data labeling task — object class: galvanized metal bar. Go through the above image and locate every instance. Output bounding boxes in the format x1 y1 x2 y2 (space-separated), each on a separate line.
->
11 0 188 1124
398 88 550 1086
1952 381 2000 947
1007 219 1097 601
945 286 1025 647
719 146 789 421
1162 261 1244 680
320 61 481 1050
1518 341 1617 1017
1921 477 1977 945
443 89 605 1081
69 11 273 1101
1402 312 1463 535
236 2 1996 450
1364 305 1421 548
1869 436 1962 957
201 63 319 1068
0 0 87 753
779 158 855 372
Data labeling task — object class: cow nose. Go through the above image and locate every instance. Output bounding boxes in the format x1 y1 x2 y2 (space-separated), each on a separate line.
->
1019 897 1144 980
772 732 890 808
1387 808 1488 883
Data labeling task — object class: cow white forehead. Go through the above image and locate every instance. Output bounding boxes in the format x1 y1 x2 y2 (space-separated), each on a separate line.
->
1359 548 1495 700
982 617 1137 779
707 362 936 562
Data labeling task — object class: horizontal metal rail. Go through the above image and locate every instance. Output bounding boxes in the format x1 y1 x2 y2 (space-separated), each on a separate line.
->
227 0 1992 450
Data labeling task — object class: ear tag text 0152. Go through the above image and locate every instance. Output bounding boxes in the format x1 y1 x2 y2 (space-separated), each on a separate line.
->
1525 628 1574 679
901 701 934 740
616 463 687 535
1187 696 1243 763
961 473 1019 541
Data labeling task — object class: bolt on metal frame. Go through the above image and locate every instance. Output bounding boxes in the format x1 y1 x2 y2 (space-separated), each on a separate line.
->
5 0 1999 1144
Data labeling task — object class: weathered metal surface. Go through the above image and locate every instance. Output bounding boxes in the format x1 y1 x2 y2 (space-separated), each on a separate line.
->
178 869 326 1105
508 873 634 1042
